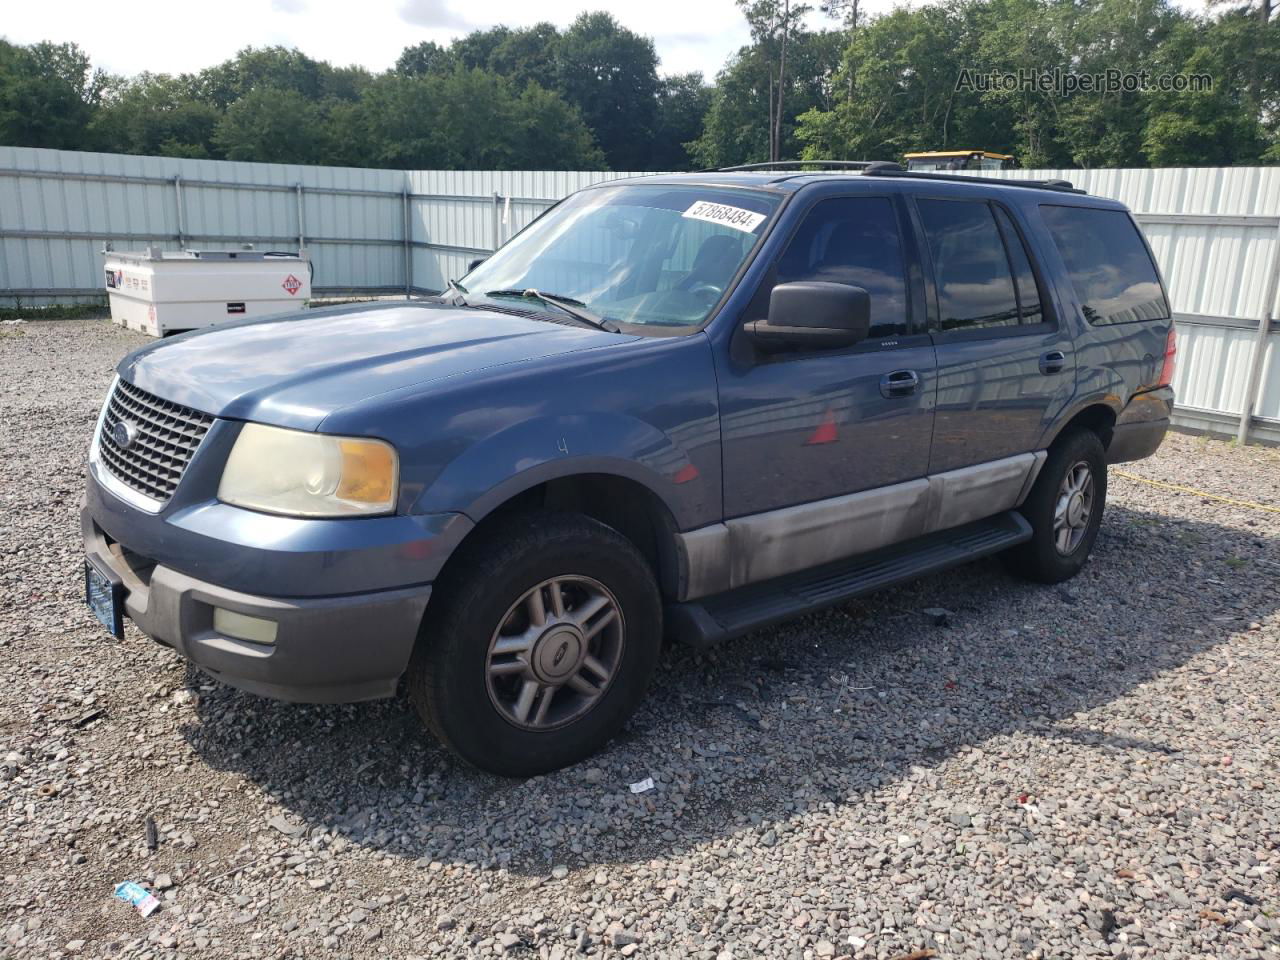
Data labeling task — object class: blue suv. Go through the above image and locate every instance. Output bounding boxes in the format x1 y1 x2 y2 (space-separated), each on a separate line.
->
82 162 1176 776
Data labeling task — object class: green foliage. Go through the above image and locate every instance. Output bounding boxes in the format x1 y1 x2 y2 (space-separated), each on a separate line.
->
4 0 1280 172
795 0 1280 167
1144 12 1271 164
344 69 604 170
90 73 220 158
691 30 843 167
213 87 328 163
653 73 713 170
195 46 367 108
395 41 453 77
796 6 979 162
555 12 661 169
0 40 102 149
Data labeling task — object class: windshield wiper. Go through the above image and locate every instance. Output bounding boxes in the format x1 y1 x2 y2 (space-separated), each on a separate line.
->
443 278 469 305
485 288 619 333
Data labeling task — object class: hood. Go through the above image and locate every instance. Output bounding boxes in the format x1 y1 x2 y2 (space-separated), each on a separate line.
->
119 301 638 431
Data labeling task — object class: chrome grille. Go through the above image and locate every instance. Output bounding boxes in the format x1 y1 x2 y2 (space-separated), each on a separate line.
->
97 379 214 504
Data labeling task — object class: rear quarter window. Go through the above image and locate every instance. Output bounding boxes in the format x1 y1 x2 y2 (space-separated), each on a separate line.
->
1040 205 1169 325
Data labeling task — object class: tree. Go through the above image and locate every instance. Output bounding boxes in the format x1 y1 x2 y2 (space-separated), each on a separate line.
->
964 0 1074 167
490 23 561 92
653 73 712 169
352 69 603 170
514 83 606 169
822 0 862 30
89 73 220 158
736 0 814 161
556 12 661 169
0 40 102 150
691 30 842 167
395 41 455 76
8 2 1280 172
195 46 366 108
449 27 515 72
795 6 981 162
213 86 328 163
1144 12 1270 163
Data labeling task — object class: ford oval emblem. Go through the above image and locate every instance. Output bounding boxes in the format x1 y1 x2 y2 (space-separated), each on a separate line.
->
112 420 139 451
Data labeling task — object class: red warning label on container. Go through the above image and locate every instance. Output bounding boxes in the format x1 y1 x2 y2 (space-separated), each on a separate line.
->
282 274 302 296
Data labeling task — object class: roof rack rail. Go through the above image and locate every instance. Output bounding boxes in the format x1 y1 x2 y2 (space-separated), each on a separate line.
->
862 168 1085 194
716 160 880 172
708 159 1086 194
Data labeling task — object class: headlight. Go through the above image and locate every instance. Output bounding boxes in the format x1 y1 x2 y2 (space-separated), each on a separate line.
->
218 423 398 517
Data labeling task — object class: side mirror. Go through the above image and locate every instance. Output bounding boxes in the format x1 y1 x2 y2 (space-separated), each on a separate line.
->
468 257 487 272
745 281 871 350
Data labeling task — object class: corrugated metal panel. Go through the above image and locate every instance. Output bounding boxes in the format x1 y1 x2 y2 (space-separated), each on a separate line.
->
3 149 1277 439
1173 323 1263 415
0 146 411 303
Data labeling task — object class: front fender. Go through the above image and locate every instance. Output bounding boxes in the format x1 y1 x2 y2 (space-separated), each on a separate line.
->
411 412 717 530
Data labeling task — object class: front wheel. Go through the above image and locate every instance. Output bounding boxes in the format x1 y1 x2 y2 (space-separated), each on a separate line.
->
1003 429 1108 584
408 513 662 777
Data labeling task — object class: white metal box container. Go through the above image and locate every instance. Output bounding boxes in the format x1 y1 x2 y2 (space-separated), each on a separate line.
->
103 248 311 336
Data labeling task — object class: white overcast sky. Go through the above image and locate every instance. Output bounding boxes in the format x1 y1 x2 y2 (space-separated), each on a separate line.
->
5 0 1213 80
7 0 854 79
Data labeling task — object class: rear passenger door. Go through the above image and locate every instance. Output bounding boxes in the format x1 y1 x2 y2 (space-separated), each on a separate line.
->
912 197 1074 472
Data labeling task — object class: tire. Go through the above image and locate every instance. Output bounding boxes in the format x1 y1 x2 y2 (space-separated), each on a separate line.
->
407 512 662 777
1002 429 1108 584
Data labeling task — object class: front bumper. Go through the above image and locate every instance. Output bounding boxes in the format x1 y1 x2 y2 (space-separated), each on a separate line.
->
83 507 433 702
82 443 473 702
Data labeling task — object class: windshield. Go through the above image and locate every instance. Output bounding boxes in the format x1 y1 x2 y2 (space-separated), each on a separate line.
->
460 184 782 328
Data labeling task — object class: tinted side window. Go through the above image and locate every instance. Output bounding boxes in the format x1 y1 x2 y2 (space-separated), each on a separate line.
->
917 199 1020 331
776 197 909 339
1040 205 1170 325
993 206 1044 325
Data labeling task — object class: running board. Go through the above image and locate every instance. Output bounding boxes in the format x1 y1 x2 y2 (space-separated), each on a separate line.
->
666 510 1032 648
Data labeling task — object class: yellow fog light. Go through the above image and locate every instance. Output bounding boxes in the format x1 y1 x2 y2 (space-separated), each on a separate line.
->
213 608 279 645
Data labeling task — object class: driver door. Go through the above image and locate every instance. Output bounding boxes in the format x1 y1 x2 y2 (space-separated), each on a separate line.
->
714 194 937 581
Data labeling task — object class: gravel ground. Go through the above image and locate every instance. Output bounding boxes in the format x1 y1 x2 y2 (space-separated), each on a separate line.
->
2 318 1279 960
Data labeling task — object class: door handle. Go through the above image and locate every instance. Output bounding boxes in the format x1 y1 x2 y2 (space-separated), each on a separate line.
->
1039 350 1067 375
880 369 919 398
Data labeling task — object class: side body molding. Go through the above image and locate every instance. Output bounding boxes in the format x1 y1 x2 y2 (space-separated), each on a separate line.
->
676 451 1047 601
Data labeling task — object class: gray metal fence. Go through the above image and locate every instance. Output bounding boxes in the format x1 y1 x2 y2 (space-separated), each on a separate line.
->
1 147 1277 443
0 147 653 303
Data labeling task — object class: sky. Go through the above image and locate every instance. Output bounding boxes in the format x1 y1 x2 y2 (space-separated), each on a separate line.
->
5 0 1213 81
2 0 852 80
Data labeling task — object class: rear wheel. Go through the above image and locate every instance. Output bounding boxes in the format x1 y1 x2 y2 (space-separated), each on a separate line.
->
408 513 662 777
1003 429 1108 583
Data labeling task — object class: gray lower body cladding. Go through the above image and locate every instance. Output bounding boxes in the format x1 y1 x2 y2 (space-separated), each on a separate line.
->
676 451 1047 601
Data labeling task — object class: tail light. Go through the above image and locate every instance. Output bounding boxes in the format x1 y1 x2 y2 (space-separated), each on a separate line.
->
1156 324 1176 387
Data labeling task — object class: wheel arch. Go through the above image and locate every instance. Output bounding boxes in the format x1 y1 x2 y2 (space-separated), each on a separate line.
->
1042 400 1119 452
437 468 686 602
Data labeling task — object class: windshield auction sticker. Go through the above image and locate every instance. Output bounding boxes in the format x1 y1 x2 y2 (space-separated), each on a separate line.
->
682 201 767 233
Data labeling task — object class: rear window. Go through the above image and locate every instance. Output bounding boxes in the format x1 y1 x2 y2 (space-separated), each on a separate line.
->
1040 205 1169 325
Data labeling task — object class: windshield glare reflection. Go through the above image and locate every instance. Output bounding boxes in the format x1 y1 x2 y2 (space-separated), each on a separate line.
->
461 185 780 329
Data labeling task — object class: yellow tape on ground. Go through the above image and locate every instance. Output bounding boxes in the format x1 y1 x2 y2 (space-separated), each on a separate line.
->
1113 469 1280 515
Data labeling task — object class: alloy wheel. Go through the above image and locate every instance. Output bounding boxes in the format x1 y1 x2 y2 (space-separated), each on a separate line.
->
1053 460 1095 555
484 575 625 730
